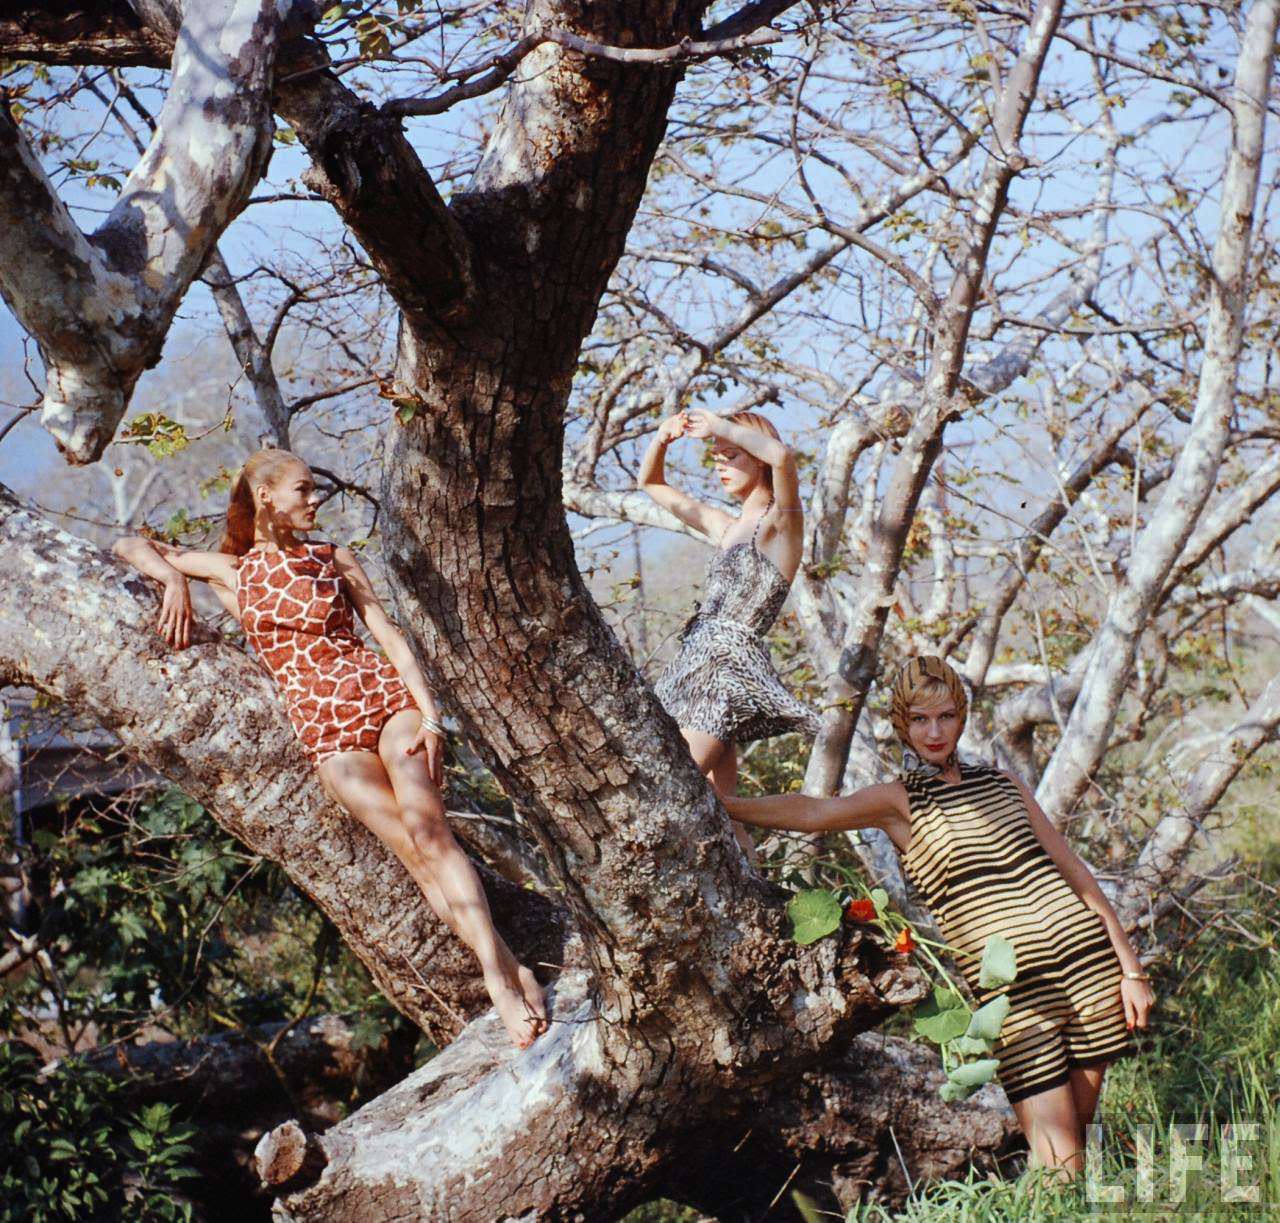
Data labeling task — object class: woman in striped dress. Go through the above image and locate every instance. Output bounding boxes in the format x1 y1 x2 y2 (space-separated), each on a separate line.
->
724 655 1155 1177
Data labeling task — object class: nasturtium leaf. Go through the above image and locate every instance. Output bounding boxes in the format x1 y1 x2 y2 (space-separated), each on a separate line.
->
965 993 1011 1042
952 1034 993 1057
870 887 889 916
947 1058 1000 1089
913 985 970 1043
978 934 1018 988
791 1189 823 1223
786 889 843 945
939 1081 968 1102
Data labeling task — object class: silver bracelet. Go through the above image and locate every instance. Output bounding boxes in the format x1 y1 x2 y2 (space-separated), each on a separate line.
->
421 717 446 737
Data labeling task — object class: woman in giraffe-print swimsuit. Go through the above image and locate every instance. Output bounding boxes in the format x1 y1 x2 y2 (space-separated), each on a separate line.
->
638 408 819 863
724 656 1156 1178
113 449 546 1048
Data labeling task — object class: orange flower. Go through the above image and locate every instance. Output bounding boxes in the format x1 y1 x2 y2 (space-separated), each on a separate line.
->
894 927 917 954
845 898 876 923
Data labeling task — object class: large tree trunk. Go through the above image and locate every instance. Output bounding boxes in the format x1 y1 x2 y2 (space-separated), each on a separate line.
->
0 4 1043 1217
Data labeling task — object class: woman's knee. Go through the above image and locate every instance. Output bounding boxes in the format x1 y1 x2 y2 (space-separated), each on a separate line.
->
401 805 453 860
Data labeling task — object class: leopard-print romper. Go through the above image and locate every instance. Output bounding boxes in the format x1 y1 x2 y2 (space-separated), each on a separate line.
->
236 541 416 764
653 510 819 743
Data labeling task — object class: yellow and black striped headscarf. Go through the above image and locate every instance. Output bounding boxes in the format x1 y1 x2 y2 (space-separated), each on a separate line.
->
889 655 967 743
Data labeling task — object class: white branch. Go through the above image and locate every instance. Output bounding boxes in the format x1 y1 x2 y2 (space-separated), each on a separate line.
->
1036 0 1280 821
0 0 297 462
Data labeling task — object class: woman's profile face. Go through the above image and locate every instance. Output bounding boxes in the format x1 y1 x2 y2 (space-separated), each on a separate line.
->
258 459 322 532
905 698 961 766
711 441 764 500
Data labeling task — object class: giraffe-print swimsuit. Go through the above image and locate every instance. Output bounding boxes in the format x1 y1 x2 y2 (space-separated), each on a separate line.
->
236 541 417 765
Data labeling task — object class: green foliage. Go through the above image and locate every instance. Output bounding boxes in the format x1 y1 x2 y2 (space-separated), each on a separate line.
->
977 934 1017 989
3 782 411 1212
964 993 1010 1043
0 1042 197 1222
785 888 843 944
913 985 969 1044
3 785 396 1045
119 414 190 459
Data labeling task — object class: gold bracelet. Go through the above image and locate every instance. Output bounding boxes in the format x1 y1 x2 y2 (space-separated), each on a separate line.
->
1122 970 1149 981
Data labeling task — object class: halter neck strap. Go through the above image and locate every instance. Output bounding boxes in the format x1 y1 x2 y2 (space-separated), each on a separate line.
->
751 497 775 546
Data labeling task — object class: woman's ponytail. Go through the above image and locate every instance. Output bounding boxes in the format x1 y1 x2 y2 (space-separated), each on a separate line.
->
218 448 298 556
219 470 257 556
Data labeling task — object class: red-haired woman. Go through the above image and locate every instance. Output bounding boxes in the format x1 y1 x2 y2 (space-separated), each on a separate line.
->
638 409 819 861
724 656 1155 1177
114 449 547 1048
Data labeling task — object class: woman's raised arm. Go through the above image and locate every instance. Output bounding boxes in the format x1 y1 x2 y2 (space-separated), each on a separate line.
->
637 412 733 541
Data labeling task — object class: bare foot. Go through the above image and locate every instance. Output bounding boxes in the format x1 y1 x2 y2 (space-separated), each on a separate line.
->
485 969 542 1048
518 963 548 1037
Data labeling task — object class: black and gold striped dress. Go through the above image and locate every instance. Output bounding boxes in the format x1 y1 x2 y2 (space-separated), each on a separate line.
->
901 763 1136 1103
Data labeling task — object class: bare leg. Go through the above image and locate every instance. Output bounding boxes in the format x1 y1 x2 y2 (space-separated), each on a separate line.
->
1010 1081 1086 1181
1068 1063 1108 1127
318 712 545 1048
377 710 546 1039
682 728 756 865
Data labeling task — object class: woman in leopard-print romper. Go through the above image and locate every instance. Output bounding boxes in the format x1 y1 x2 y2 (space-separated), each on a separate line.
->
638 408 819 862
113 449 546 1049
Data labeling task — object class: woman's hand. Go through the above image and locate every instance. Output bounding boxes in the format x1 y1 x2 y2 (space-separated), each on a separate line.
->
406 719 446 788
682 408 724 440
656 412 688 444
1120 975 1155 1032
157 573 194 649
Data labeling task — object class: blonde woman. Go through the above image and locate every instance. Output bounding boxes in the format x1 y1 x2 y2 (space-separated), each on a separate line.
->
638 409 819 859
724 656 1154 1176
113 449 547 1048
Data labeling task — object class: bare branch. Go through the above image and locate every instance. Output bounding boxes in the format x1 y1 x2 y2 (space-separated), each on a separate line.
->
0 0 298 462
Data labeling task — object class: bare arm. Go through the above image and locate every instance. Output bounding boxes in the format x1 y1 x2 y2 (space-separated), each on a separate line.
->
637 412 733 541
723 783 911 847
1009 770 1156 1029
686 411 801 512
1007 771 1140 970
332 545 448 773
112 536 239 646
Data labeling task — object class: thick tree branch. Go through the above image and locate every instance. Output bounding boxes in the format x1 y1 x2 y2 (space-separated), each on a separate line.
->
1117 668 1280 921
798 0 1067 797
0 0 299 462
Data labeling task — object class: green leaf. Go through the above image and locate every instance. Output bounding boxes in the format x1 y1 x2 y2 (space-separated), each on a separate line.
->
785 888 843 945
951 1034 993 1057
912 985 970 1043
965 993 1011 1042
978 934 1018 988
939 1081 968 1102
869 887 889 915
791 1190 823 1223
947 1058 1000 1089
